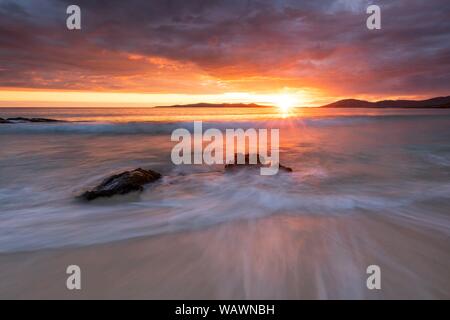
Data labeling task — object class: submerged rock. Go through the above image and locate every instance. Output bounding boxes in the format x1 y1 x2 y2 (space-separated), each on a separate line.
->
224 153 293 173
80 168 162 201
5 117 63 123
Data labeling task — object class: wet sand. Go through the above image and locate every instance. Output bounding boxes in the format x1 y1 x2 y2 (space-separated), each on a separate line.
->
1 212 449 299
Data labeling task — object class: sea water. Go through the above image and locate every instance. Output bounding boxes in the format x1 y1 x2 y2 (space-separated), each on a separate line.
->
0 107 449 298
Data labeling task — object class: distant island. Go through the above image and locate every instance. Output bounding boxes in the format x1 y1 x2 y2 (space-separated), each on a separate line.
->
155 103 273 108
320 96 450 108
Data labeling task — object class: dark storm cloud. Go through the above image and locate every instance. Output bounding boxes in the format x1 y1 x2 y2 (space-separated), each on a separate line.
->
0 0 449 96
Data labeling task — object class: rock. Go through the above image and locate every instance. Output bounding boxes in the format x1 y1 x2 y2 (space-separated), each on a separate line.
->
29 118 62 122
80 168 162 201
224 153 293 173
6 117 63 123
0 117 12 123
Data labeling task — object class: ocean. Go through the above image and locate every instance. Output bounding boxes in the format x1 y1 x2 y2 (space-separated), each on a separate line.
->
0 107 449 298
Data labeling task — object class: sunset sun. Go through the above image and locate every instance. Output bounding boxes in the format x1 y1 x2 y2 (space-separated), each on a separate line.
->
274 94 297 113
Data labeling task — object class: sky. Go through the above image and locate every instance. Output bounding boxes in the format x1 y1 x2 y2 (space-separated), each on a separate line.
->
0 0 449 107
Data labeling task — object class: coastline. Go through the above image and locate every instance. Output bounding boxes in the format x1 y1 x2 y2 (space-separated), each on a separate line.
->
1 107 449 299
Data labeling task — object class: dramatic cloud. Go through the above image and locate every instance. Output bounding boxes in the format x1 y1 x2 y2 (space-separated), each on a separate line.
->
0 0 449 98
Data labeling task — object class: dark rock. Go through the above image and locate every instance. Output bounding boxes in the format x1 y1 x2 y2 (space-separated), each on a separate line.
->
30 117 62 122
0 117 12 123
225 153 293 173
6 117 63 123
80 168 162 201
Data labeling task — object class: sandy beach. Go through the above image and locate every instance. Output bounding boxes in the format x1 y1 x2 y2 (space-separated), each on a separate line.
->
1 212 449 299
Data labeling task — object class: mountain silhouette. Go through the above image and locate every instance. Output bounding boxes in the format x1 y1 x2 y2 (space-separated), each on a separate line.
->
321 96 450 108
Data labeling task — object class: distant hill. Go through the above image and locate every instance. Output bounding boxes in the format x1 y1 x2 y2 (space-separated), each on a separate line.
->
155 103 273 108
321 96 450 108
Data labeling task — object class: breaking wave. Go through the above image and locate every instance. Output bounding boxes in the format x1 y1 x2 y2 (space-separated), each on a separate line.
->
0 115 445 135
